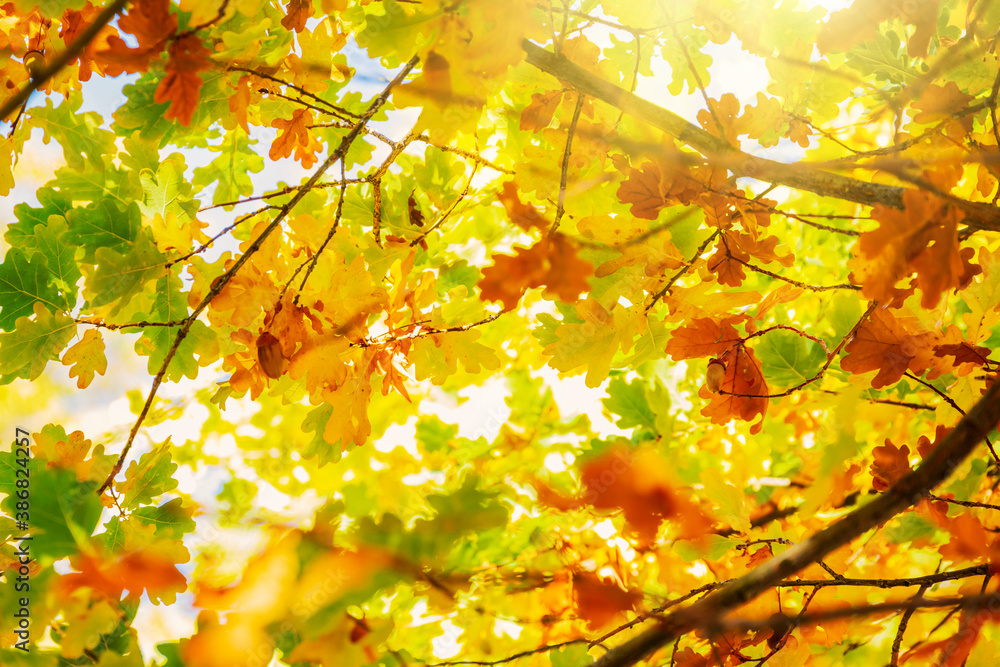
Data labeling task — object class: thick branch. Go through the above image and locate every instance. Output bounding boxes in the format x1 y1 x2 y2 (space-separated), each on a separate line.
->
521 41 1000 231
589 378 1000 667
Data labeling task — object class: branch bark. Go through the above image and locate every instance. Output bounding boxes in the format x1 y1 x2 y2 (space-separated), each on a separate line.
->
521 40 1000 231
587 377 1000 667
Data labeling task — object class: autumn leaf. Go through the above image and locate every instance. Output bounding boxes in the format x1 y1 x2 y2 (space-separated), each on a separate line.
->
697 344 769 434
666 315 744 360
853 190 979 309
153 35 212 126
269 108 322 167
840 307 933 388
520 90 563 131
573 571 640 629
818 0 939 57
95 0 177 75
869 440 910 491
579 447 715 542
497 181 548 232
479 233 592 311
281 0 312 32
61 328 107 388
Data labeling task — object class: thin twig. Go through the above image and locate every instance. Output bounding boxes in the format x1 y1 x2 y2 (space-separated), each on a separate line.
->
551 92 585 236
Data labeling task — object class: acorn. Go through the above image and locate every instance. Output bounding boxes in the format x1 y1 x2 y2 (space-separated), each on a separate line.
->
706 358 726 393
257 332 285 379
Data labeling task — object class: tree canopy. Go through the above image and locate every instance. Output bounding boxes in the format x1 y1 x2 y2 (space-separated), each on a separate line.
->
3 0 1000 665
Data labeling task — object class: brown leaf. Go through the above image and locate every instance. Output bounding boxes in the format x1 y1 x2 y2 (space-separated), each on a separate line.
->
573 572 640 630
497 181 547 232
854 189 979 309
869 440 910 491
269 108 322 167
281 0 312 32
697 345 769 434
840 307 932 388
479 234 591 311
579 447 714 542
520 90 563 132
407 192 425 227
95 0 177 75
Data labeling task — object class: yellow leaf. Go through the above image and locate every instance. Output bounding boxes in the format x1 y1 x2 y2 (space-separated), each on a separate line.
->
62 329 108 388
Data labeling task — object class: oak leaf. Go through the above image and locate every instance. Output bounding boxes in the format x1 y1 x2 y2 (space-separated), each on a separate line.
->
269 108 322 167
497 181 547 232
854 190 979 308
479 234 592 311
697 345 769 434
154 35 212 126
580 447 714 542
62 328 107 388
666 315 744 360
869 440 910 491
520 90 563 131
281 0 312 32
95 0 177 75
573 572 640 630
840 307 932 388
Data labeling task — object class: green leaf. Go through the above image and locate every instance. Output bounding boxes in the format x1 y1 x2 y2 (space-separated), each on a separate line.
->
755 329 826 389
26 91 116 171
118 441 178 508
191 129 265 209
0 452 102 560
0 304 75 383
65 198 142 263
29 216 82 295
0 248 66 332
603 376 656 431
134 275 218 381
416 415 459 453
550 644 592 667
84 230 167 313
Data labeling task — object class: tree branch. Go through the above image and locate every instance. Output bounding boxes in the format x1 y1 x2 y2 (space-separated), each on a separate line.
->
588 377 1000 667
521 40 1000 231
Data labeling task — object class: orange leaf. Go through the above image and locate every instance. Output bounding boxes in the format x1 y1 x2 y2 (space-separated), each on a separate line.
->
573 572 640 629
60 550 186 603
854 190 979 308
869 439 910 491
228 75 253 133
697 345 769 434
269 108 322 167
497 181 547 232
615 153 702 220
154 35 211 126
840 307 932 388
937 514 1000 565
666 316 744 360
94 0 177 75
580 447 713 542
479 234 591 311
